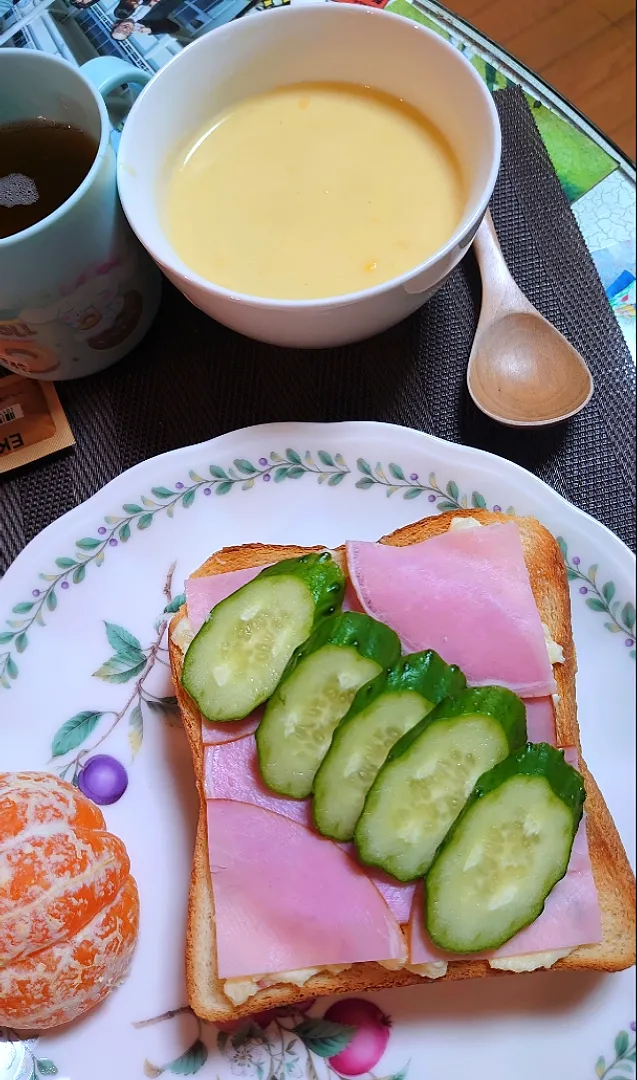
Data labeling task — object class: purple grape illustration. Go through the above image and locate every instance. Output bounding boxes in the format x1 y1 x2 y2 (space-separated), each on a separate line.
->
78 754 128 805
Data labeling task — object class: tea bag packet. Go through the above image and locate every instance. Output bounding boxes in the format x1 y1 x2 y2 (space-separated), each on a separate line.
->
0 374 75 474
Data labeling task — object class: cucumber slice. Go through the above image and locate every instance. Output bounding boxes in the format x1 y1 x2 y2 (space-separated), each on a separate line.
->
426 742 585 953
182 553 345 721
354 687 527 881
257 612 401 798
313 651 466 841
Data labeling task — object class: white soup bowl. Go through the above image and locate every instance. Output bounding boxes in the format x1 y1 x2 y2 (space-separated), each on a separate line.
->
117 2 501 348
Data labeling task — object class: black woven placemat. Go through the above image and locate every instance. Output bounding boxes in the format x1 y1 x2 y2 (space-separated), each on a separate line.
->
1 85 635 572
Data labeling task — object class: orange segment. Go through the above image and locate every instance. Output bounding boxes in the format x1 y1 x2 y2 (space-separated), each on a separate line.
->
0 827 130 967
0 772 105 840
0 875 140 1029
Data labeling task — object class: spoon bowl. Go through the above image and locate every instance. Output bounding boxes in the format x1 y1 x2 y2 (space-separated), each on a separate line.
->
467 212 594 427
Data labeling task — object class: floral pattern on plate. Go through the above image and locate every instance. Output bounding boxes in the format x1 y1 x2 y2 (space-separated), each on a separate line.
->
137 999 407 1079
1 449 634 694
1 422 634 1080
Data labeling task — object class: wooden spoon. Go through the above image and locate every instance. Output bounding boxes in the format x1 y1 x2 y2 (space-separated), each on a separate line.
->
467 210 594 427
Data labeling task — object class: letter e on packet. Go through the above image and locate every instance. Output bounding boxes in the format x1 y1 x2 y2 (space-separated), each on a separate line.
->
0 374 75 474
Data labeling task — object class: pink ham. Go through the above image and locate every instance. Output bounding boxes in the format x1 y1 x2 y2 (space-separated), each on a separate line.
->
188 555 356 633
201 711 261 747
523 697 557 745
347 524 557 698
357 865 416 925
186 566 266 634
204 736 312 828
494 815 601 956
207 800 407 978
205 736 416 922
408 747 601 965
186 571 267 745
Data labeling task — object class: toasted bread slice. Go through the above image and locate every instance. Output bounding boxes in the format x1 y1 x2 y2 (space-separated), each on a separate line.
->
168 512 636 1023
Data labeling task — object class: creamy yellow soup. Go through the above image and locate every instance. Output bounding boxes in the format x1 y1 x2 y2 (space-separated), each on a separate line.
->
164 82 465 300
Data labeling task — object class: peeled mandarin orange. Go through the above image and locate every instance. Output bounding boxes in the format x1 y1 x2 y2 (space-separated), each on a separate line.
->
0 771 139 1029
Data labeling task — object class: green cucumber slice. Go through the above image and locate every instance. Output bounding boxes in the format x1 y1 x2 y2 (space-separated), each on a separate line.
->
354 686 527 881
257 612 401 799
426 742 585 953
181 553 345 721
313 651 466 841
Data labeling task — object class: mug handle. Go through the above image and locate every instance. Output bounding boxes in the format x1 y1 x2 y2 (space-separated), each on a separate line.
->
80 57 151 107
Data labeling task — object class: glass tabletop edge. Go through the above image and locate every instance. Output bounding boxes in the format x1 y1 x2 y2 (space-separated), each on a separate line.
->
422 0 636 182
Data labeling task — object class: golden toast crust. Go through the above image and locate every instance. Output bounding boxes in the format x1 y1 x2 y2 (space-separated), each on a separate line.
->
168 513 636 1023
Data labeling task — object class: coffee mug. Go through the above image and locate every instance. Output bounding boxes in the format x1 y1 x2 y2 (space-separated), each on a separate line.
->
0 51 161 381
117 3 500 349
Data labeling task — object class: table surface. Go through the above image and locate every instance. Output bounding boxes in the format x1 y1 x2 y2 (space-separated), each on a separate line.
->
0 22 635 1080
1 0 636 361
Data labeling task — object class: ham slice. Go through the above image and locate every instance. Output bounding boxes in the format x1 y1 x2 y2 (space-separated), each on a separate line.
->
207 800 407 978
523 697 557 745
354 865 415 925
186 566 265 634
493 815 601 957
347 524 557 698
187 556 357 635
201 711 261 747
204 736 312 828
186 571 267 745
408 747 601 964
205 736 416 922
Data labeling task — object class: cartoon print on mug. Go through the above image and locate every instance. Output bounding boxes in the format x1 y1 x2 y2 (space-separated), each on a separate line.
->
0 315 61 376
19 243 145 361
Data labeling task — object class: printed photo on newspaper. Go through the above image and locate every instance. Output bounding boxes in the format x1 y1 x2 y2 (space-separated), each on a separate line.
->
0 0 291 83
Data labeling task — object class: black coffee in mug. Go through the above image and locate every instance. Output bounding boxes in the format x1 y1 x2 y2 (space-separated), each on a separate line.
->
0 119 98 239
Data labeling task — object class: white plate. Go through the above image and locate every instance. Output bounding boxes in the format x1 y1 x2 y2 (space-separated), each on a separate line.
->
1 421 635 1080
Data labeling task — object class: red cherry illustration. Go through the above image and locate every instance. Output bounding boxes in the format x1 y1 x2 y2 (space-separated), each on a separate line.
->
325 998 391 1077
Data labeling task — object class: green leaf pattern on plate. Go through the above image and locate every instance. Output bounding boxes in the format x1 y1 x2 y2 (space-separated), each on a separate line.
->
1 451 633 691
557 537 636 659
143 1036 208 1076
51 568 180 781
51 710 105 758
35 1061 58 1077
595 1025 636 1079
0 1034 60 1080
291 1018 354 1058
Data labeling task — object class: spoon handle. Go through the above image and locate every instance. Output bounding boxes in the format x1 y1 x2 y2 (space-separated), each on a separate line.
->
472 209 519 299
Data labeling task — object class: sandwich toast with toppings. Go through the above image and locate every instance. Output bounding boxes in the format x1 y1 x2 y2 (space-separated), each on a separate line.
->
168 510 636 1023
